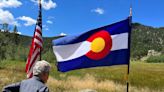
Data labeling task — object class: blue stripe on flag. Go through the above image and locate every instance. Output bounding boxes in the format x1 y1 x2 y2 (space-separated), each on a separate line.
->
57 49 129 72
53 18 131 46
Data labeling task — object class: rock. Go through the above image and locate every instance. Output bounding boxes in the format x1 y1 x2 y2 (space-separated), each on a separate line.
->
147 50 161 56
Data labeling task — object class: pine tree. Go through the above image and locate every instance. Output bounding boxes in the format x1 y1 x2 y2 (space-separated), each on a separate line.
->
2 23 9 32
13 25 18 34
13 25 19 44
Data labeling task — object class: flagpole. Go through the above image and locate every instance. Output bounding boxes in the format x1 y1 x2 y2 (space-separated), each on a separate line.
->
127 4 132 92
39 0 42 61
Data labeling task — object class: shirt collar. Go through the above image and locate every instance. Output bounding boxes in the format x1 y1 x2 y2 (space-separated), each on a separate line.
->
32 76 45 83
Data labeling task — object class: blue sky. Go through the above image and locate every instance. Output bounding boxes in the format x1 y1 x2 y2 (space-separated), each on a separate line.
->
0 0 164 37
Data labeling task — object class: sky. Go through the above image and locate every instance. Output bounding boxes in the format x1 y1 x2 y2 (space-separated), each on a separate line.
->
0 0 164 37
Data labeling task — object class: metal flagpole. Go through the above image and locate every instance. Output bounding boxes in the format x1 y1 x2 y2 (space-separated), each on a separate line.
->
38 0 42 61
127 4 132 92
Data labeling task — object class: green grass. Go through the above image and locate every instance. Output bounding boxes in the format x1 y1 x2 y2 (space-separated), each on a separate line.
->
129 62 164 89
0 60 164 92
50 61 164 90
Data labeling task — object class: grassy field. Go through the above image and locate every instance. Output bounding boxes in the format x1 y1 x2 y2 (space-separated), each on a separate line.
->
0 60 164 92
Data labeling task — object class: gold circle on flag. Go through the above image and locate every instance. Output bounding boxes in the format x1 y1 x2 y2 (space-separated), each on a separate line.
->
86 30 112 60
91 37 105 53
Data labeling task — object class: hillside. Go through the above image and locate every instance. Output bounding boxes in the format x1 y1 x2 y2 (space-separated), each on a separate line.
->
0 32 62 62
0 23 164 62
131 23 164 59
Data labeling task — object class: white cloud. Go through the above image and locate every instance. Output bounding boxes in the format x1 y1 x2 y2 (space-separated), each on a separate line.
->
0 0 22 8
43 25 49 31
16 31 21 34
47 16 55 20
0 9 19 26
43 24 49 28
31 0 57 10
18 16 36 26
43 25 47 28
42 0 56 10
45 28 49 31
60 32 67 36
46 20 53 24
92 8 104 15
1 29 5 32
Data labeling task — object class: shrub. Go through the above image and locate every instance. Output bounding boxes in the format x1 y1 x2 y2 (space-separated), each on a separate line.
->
146 55 164 63
42 50 56 63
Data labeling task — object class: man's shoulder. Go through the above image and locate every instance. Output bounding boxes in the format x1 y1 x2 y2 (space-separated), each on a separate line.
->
20 77 48 92
39 86 49 92
21 78 44 86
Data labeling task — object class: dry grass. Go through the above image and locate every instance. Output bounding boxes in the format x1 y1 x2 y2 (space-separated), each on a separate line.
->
0 68 26 90
47 74 163 92
47 74 118 92
0 69 163 92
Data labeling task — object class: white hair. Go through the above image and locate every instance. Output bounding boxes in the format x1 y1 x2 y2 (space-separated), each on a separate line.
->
33 60 51 76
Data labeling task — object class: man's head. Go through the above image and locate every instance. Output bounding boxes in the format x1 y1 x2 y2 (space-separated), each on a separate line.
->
33 60 51 83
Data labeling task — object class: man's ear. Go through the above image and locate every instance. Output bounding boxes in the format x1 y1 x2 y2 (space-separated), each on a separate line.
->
43 72 48 76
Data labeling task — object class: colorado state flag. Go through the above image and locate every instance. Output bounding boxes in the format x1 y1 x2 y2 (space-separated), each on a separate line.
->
52 17 131 72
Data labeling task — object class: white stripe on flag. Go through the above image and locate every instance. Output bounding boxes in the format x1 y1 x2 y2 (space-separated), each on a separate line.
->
53 41 91 62
35 32 42 41
27 56 39 78
27 48 40 72
34 38 43 47
36 25 41 31
53 32 129 62
111 33 128 51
